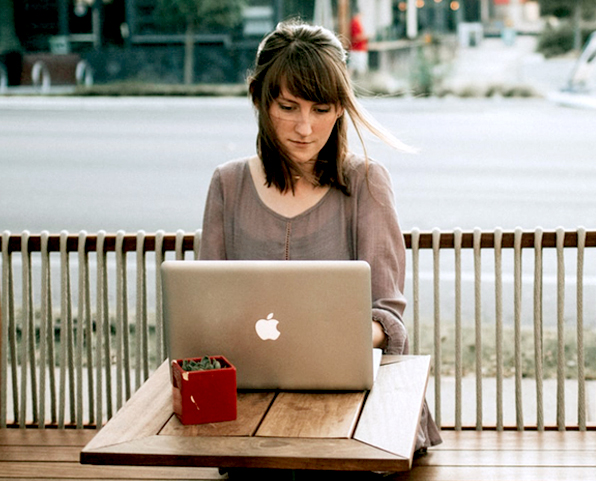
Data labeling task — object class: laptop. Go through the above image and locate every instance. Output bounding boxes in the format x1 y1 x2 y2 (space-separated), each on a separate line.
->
161 260 380 390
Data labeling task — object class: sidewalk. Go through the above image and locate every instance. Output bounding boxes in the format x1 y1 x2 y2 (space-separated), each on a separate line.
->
444 35 573 95
443 33 596 109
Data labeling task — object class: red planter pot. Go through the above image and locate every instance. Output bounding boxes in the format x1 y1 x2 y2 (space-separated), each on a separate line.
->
171 356 237 425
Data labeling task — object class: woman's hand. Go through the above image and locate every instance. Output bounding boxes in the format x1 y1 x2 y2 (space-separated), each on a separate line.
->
372 320 387 350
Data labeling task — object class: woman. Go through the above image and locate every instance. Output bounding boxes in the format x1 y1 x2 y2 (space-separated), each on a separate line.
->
200 20 441 453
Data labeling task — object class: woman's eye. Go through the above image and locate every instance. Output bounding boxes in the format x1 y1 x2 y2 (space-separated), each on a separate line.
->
278 103 293 111
315 105 331 113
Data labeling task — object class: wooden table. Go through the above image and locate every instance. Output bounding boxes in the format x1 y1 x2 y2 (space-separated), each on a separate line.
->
81 355 430 472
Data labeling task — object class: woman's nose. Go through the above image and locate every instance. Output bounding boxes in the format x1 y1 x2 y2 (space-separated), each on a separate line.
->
294 111 313 137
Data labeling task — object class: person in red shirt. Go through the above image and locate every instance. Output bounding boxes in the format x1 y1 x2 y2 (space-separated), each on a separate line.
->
349 11 368 77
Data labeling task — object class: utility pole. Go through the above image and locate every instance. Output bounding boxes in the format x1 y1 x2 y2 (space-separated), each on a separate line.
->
434 0 448 34
480 0 490 24
573 1 582 51
337 0 350 48
93 0 104 49
123 0 135 49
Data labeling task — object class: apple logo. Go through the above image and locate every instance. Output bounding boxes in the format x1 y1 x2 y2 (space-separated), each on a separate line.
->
255 313 281 341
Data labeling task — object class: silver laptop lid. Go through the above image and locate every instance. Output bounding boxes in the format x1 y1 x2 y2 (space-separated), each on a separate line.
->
162 260 374 390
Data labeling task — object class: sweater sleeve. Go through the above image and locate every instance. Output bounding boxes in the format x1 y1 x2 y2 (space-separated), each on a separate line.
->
199 167 227 260
355 162 409 355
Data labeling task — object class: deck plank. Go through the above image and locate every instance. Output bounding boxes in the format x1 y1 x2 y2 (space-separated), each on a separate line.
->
414 449 594 467
389 466 596 481
0 429 97 446
0 462 222 479
385 430 595 481
435 430 596 451
0 427 222 480
0 445 82 462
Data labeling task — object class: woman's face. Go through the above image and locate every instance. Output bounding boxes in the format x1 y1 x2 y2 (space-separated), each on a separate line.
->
268 87 343 165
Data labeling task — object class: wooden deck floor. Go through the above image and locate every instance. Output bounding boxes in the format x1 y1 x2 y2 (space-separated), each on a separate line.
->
0 428 223 480
1 428 594 480
394 430 595 481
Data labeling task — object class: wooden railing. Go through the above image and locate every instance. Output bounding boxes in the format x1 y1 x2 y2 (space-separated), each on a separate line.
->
1 228 595 431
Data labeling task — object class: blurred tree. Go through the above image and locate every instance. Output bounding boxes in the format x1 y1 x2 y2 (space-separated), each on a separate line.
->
157 0 245 84
0 0 23 85
538 0 596 51
538 0 595 19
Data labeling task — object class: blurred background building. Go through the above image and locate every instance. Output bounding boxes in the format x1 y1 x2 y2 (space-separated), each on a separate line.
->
0 1 593 88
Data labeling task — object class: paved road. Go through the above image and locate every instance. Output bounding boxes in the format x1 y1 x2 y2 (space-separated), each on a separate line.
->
1 96 595 234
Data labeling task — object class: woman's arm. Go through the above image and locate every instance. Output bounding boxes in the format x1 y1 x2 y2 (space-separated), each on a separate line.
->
355 161 409 354
199 168 227 260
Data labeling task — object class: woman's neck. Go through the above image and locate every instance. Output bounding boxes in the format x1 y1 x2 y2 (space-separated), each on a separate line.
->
248 156 330 218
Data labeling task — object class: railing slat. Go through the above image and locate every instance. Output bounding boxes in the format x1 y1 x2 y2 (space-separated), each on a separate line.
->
58 231 73 428
175 230 185 260
121 244 131 403
19 231 31 427
494 228 504 431
410 228 420 355
432 228 441 429
115 230 132 410
155 231 165 368
115 232 124 411
38 232 48 428
135 231 149 389
454 228 462 431
514 228 524 430
1 231 13 427
533 228 544 431
77 230 92 428
193 230 202 260
95 231 106 427
576 227 586 431
556 227 566 431
474 228 483 431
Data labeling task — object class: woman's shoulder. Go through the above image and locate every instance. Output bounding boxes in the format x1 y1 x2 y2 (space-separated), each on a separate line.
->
344 153 391 186
211 156 253 186
214 157 252 176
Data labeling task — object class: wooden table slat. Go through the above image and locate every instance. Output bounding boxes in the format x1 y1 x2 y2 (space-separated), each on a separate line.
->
82 435 409 471
255 391 366 439
82 362 172 453
160 392 276 437
354 356 431 460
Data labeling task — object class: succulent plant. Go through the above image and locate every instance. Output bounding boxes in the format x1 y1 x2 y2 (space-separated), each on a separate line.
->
181 356 222 372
